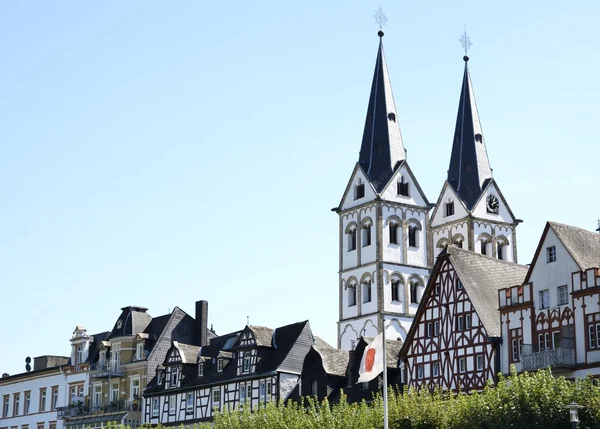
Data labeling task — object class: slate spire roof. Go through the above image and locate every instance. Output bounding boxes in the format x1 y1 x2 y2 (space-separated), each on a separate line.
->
447 56 493 209
358 31 406 192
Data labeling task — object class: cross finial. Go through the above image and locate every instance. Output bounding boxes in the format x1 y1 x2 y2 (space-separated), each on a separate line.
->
374 7 387 36
459 25 473 59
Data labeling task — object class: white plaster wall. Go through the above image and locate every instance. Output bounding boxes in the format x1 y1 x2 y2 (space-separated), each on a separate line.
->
339 314 411 350
432 221 468 258
0 371 66 429
382 206 403 264
473 222 515 262
340 168 377 211
341 211 359 270
471 182 514 223
382 264 429 316
359 205 377 265
530 229 577 312
340 264 377 320
405 210 427 267
431 184 468 228
379 164 427 208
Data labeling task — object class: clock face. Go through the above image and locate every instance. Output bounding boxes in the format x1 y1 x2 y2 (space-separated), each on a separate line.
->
486 195 499 213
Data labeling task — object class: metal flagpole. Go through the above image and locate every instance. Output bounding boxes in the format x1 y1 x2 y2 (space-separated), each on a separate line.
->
381 313 388 429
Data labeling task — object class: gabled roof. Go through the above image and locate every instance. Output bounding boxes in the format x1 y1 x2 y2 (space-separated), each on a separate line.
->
549 222 600 271
173 342 200 364
248 326 274 347
313 337 350 377
446 247 527 337
358 32 406 192
447 57 493 210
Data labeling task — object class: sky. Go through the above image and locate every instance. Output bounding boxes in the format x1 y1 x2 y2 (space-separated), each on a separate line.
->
1 1 599 376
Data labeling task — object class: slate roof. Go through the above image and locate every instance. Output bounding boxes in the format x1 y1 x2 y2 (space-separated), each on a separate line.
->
144 320 313 396
447 57 493 210
110 306 152 338
549 221 600 270
313 337 350 377
143 314 170 340
174 342 200 364
446 246 528 337
86 332 111 364
358 32 406 192
248 325 274 347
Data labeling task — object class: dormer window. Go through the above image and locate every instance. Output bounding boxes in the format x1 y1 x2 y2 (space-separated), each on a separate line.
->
136 343 144 360
354 179 365 200
217 358 224 372
170 367 178 386
397 177 409 197
198 362 204 377
445 201 454 217
242 352 251 374
157 370 164 385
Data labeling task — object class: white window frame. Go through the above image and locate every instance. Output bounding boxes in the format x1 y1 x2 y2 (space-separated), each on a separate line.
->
476 355 484 371
136 343 144 360
547 245 557 263
432 361 439 377
212 388 221 410
259 382 265 402
93 385 102 408
198 362 204 377
169 395 176 413
539 289 550 309
151 398 159 417
186 392 194 412
217 359 224 372
242 352 251 374
239 384 246 405
417 364 424 379
459 357 466 373
557 285 568 305
131 378 140 401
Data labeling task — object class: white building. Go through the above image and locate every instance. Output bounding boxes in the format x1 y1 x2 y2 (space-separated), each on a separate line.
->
499 221 600 380
0 356 69 429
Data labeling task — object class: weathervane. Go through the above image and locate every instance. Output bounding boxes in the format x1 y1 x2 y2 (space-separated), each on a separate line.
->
459 25 473 57
374 7 387 34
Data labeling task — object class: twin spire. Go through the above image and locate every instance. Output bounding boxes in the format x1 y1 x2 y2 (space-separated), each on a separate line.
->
358 32 493 208
358 31 406 192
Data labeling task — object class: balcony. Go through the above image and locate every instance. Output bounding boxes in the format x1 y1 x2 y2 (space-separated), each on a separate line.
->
521 345 575 372
57 399 141 420
90 361 124 378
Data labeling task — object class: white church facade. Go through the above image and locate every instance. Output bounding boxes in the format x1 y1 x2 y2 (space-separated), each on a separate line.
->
335 33 520 350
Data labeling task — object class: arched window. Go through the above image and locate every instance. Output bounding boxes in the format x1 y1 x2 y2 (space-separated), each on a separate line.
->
391 276 403 302
389 220 399 245
347 282 357 307
479 234 491 256
410 277 423 304
346 223 357 251
452 234 464 249
437 238 449 249
362 278 372 303
496 236 509 261
361 219 372 247
242 352 251 373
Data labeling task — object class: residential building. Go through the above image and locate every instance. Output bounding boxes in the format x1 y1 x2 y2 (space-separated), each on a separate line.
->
57 301 212 429
143 320 314 425
333 30 431 350
0 356 69 429
400 246 527 391
499 221 600 379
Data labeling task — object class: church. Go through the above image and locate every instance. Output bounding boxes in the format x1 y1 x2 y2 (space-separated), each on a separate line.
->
334 30 519 350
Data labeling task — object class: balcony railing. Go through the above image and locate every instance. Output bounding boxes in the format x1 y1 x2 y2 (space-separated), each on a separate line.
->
57 399 141 419
90 361 124 377
521 345 575 371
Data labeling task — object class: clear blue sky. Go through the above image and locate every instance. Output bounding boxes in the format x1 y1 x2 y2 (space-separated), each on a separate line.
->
1 1 598 376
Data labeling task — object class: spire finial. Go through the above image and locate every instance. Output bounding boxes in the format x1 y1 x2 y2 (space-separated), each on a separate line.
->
459 24 472 61
374 7 387 37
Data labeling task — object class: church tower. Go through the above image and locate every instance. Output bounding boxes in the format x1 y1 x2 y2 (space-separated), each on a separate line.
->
333 31 432 350
430 54 520 262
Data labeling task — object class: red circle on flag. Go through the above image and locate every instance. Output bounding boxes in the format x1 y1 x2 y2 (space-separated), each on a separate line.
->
365 348 376 372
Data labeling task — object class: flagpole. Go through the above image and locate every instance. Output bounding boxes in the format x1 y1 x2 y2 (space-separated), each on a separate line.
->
381 313 389 429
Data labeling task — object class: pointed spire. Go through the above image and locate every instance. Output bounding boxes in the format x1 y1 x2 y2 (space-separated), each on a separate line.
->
358 31 406 192
447 56 492 209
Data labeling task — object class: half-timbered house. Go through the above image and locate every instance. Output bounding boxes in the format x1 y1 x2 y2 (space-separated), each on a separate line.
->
400 246 527 392
499 221 600 379
142 321 314 425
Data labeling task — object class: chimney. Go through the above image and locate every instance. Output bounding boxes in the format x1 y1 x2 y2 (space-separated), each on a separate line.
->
195 300 208 347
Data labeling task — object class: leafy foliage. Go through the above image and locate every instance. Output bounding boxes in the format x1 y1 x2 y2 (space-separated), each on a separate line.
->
126 369 600 429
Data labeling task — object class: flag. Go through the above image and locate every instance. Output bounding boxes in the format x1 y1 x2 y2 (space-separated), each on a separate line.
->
357 332 384 383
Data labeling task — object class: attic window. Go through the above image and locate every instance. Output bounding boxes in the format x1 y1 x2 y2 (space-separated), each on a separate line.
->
397 177 409 197
217 358 224 372
387 112 396 122
445 201 455 217
354 179 365 200
475 133 483 143
198 362 204 377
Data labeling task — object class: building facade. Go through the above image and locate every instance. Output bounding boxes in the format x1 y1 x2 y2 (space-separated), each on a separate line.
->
334 31 431 350
499 222 600 380
143 321 314 425
0 356 69 429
